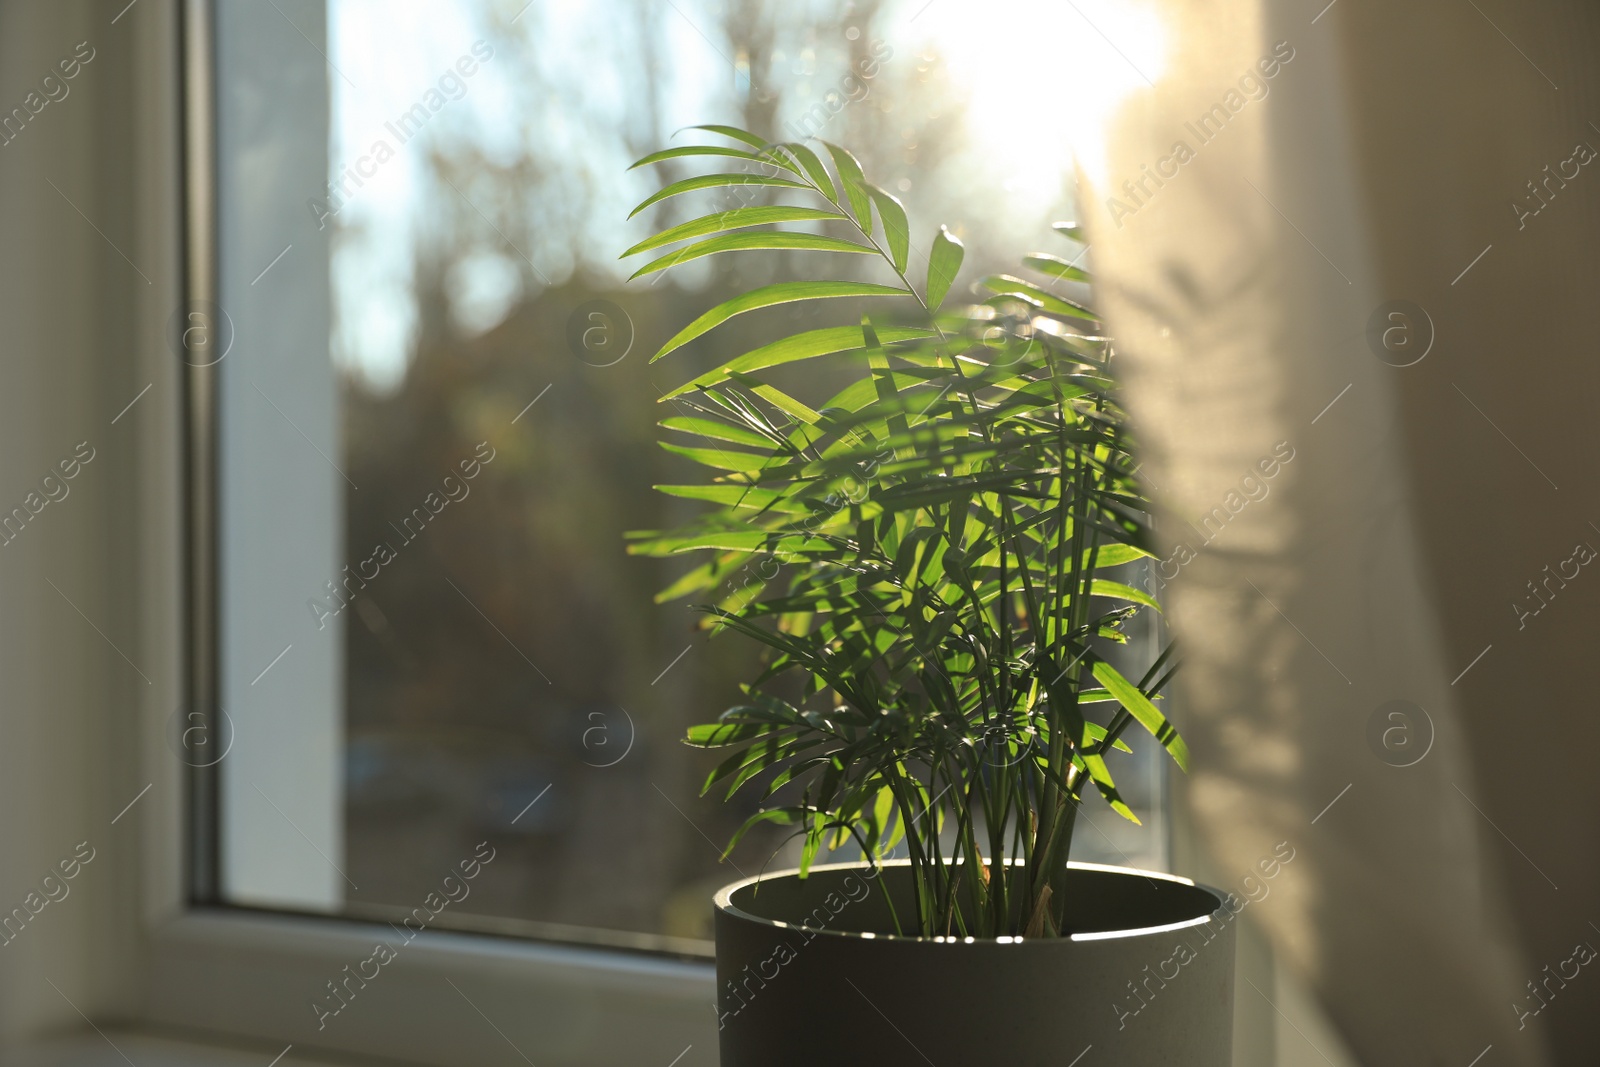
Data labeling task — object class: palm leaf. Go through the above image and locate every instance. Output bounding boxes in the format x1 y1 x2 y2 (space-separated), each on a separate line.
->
653 281 911 361
627 232 875 280
1090 658 1188 771
630 144 796 172
660 326 935 396
819 141 873 226
629 173 810 218
623 206 850 258
1022 252 1091 284
867 185 911 273
927 226 964 310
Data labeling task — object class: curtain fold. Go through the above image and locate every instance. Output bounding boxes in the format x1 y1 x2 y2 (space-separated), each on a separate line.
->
1079 0 1597 1062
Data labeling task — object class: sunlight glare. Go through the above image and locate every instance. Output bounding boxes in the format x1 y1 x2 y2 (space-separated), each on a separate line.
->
919 0 1167 195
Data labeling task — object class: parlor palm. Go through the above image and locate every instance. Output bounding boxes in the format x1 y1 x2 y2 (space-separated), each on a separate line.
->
624 126 1184 939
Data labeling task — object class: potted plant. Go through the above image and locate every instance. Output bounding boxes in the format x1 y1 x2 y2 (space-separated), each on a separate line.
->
624 127 1234 1064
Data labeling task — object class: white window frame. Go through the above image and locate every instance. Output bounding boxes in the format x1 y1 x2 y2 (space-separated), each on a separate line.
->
126 3 717 1064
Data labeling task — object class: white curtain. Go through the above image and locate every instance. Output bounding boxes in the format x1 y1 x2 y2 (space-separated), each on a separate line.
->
1083 0 1600 1062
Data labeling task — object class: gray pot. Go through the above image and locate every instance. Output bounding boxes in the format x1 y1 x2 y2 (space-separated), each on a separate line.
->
714 861 1234 1065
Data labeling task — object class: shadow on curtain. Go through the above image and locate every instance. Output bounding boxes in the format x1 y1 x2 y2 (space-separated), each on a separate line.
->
1082 0 1600 1062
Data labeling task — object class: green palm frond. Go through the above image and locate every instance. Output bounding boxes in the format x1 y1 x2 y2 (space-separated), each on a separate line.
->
622 126 1182 938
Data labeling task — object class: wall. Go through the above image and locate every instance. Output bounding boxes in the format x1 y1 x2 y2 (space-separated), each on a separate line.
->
1335 1 1600 1061
0 0 180 1052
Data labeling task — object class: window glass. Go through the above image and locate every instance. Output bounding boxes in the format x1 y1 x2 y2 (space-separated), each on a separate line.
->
215 0 1166 950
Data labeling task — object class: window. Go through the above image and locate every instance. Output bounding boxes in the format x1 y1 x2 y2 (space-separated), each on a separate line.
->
204 0 1167 953
122 1 1177 1061
0 1 1377 1063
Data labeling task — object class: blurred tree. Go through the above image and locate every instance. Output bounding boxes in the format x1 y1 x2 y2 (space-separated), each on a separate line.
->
333 0 1038 942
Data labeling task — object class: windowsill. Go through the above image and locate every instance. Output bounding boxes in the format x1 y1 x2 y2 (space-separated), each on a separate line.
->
17 930 1362 1067
18 988 1361 1067
139 908 715 1066
15 1028 357 1067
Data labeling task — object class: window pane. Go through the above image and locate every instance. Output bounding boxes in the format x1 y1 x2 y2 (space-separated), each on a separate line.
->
215 0 1165 950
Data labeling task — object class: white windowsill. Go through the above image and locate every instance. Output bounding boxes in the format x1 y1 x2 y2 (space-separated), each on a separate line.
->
16 1030 369 1067
19 945 1359 1067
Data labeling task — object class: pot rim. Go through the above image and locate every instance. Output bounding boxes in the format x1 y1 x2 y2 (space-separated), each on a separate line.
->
714 858 1226 945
